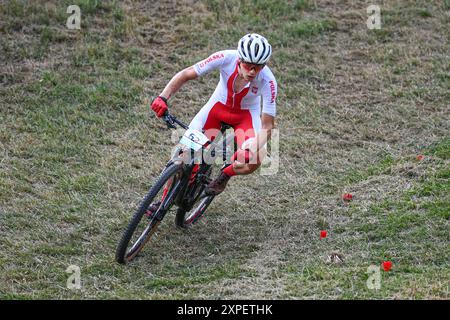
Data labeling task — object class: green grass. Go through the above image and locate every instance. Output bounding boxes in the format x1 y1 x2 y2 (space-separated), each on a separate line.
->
1 0 449 299
286 18 337 38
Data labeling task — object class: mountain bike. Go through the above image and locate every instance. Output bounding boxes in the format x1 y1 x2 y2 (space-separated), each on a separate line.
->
115 111 234 264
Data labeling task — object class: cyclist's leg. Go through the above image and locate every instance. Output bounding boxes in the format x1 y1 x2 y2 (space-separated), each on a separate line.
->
188 101 226 182
189 101 223 142
204 108 264 195
225 108 266 176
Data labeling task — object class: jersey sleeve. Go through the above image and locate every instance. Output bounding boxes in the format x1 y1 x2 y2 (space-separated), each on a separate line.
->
193 51 227 77
261 77 277 117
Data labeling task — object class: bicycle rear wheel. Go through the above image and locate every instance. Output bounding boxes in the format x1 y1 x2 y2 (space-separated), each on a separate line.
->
175 194 215 228
115 163 183 264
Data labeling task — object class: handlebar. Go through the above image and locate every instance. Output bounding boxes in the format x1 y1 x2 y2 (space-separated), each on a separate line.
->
162 110 189 130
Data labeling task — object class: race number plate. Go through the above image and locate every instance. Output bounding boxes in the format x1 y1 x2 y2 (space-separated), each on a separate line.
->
179 129 209 151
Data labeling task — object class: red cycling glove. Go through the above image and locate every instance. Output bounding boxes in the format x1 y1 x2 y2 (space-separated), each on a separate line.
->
151 96 168 118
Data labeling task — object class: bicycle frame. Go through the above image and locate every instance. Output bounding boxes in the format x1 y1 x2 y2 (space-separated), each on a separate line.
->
116 112 236 263
162 114 233 212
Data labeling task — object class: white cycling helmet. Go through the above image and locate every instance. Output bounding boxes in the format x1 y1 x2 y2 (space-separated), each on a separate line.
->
237 33 272 65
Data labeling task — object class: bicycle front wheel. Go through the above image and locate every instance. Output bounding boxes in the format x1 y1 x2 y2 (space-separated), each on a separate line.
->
115 163 183 264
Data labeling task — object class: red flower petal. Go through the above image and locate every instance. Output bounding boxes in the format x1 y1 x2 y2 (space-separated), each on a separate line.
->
320 230 327 239
382 261 392 271
343 193 353 201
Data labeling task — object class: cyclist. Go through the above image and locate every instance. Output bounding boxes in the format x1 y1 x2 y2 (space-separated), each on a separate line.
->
151 33 277 196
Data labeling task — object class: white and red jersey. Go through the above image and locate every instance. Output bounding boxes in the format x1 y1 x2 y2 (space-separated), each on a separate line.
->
193 50 277 117
189 50 277 150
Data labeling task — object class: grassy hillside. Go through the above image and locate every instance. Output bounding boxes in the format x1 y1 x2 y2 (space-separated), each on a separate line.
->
0 0 448 299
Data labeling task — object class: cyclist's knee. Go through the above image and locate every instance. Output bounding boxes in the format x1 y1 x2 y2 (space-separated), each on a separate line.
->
232 156 261 174
231 147 266 174
247 148 267 173
232 149 252 163
245 162 261 174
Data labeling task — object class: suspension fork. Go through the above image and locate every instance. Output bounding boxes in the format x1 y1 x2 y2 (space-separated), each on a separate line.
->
221 124 235 169
223 128 228 165
174 152 197 206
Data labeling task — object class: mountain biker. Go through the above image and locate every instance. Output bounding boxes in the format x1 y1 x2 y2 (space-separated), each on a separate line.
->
151 33 277 196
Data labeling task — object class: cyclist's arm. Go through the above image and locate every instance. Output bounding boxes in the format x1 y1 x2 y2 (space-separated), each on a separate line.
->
160 66 198 100
260 113 275 145
253 78 278 151
160 51 228 100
